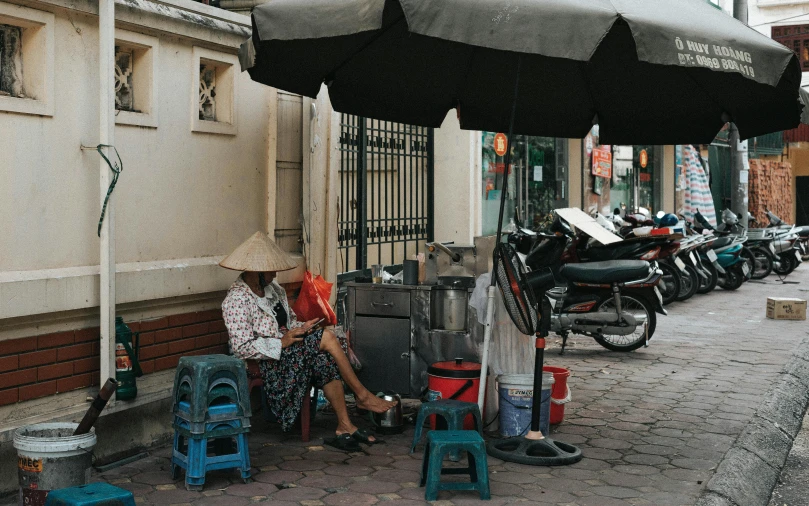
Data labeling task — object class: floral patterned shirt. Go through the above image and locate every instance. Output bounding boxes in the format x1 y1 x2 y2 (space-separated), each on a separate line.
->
222 277 304 361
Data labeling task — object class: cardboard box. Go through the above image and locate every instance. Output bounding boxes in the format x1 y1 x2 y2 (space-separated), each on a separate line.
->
766 298 807 320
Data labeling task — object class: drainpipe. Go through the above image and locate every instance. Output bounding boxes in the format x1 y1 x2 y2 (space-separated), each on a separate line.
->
99 0 116 399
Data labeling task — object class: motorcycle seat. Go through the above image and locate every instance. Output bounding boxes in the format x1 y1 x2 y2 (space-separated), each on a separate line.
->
560 260 649 284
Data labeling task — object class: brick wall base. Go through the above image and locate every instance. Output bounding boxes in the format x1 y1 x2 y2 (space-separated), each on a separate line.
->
0 282 302 407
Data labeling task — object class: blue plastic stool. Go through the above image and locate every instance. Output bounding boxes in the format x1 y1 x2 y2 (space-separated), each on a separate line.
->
411 400 483 461
171 418 252 490
174 401 251 435
420 430 490 501
44 483 135 506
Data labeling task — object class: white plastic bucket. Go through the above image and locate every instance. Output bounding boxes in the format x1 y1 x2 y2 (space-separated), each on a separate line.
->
497 373 554 437
13 423 96 505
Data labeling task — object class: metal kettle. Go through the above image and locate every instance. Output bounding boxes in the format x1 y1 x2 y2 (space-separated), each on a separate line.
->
368 391 403 435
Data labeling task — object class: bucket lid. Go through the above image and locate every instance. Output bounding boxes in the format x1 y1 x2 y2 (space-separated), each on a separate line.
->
497 372 555 388
428 358 481 379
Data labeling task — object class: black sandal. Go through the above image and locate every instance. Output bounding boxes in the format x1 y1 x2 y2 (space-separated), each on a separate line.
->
325 433 361 452
351 427 384 445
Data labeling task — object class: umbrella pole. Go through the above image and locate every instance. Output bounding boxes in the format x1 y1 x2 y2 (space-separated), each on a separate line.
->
482 57 582 467
476 57 522 411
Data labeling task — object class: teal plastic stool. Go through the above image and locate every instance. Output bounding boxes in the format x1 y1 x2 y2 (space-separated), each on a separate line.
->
411 400 483 461
44 483 135 506
420 430 490 501
172 355 251 422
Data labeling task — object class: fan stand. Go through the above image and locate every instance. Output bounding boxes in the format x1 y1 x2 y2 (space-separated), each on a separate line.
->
475 54 581 467
486 335 582 465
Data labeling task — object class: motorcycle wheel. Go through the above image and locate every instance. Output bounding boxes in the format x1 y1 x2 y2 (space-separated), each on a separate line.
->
787 253 801 274
675 264 700 301
720 266 743 290
774 253 795 276
658 263 681 306
749 247 773 279
594 295 657 352
697 261 718 294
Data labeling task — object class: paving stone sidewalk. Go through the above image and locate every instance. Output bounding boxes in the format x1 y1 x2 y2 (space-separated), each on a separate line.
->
13 269 809 506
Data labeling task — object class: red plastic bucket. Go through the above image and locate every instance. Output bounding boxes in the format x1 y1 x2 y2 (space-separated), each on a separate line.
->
543 366 571 425
427 359 481 430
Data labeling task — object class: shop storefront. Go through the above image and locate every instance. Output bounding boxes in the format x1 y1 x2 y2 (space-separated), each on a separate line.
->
481 133 569 234
583 126 664 215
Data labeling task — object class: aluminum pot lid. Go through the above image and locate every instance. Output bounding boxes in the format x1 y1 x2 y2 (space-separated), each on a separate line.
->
428 358 481 378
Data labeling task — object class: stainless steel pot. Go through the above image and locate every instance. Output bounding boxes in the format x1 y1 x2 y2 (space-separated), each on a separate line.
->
431 286 468 331
369 391 403 434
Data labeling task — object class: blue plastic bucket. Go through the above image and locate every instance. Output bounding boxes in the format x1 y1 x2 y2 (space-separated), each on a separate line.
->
497 373 554 437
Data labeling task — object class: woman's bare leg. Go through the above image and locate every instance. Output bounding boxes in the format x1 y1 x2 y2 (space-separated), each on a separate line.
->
319 330 396 413
320 379 378 442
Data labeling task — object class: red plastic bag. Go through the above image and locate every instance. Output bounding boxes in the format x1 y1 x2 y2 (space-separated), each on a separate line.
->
292 271 337 326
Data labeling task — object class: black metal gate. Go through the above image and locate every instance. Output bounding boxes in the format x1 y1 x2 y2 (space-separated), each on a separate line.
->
338 114 434 273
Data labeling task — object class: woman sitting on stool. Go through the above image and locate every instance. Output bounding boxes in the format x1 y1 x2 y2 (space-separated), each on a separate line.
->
221 232 394 451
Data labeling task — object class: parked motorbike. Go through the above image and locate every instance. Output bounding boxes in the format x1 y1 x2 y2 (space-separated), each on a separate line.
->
761 209 806 274
511 216 667 353
691 211 749 289
715 209 778 279
564 221 681 306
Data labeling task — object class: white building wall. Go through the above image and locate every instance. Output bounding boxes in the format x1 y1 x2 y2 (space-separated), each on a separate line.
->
0 0 293 337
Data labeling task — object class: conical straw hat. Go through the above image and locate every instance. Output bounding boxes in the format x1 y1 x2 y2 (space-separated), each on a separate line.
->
219 232 298 272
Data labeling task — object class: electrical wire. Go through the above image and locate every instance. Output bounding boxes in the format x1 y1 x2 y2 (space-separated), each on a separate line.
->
96 144 122 237
751 11 809 28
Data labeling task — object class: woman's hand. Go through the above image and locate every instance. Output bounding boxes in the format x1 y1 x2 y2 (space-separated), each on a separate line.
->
280 319 321 349
280 330 304 349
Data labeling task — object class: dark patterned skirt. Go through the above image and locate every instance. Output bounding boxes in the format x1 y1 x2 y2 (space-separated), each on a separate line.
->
258 329 346 431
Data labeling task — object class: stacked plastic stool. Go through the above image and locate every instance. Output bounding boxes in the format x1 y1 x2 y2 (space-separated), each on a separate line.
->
171 354 252 490
420 430 490 501
411 399 483 461
44 483 135 506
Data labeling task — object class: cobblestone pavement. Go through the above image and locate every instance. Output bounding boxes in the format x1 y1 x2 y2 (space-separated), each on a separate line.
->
53 269 809 505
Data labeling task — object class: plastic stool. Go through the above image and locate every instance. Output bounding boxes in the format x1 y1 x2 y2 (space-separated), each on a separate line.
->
174 401 251 435
172 355 250 422
411 400 483 460
44 483 135 506
171 420 251 490
420 431 490 501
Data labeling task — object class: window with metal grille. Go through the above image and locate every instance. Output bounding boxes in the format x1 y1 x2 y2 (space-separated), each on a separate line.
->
0 24 23 98
773 24 809 70
338 115 434 273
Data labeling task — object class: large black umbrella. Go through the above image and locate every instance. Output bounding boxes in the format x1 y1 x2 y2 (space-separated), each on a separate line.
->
241 0 801 144
239 0 802 467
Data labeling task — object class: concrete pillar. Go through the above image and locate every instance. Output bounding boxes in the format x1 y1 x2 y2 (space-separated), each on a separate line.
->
433 113 480 245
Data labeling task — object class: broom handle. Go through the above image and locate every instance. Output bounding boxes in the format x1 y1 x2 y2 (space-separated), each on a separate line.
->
74 378 118 435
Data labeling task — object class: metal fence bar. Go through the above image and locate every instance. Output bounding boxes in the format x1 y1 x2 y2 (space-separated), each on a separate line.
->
337 114 433 274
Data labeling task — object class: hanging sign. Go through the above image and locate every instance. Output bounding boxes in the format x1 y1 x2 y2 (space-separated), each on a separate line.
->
591 147 612 178
493 133 508 156
639 149 649 168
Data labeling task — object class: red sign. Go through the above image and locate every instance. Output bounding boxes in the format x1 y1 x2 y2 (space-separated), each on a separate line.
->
639 149 648 168
591 148 612 179
488 162 512 174
639 173 652 183
493 133 508 156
